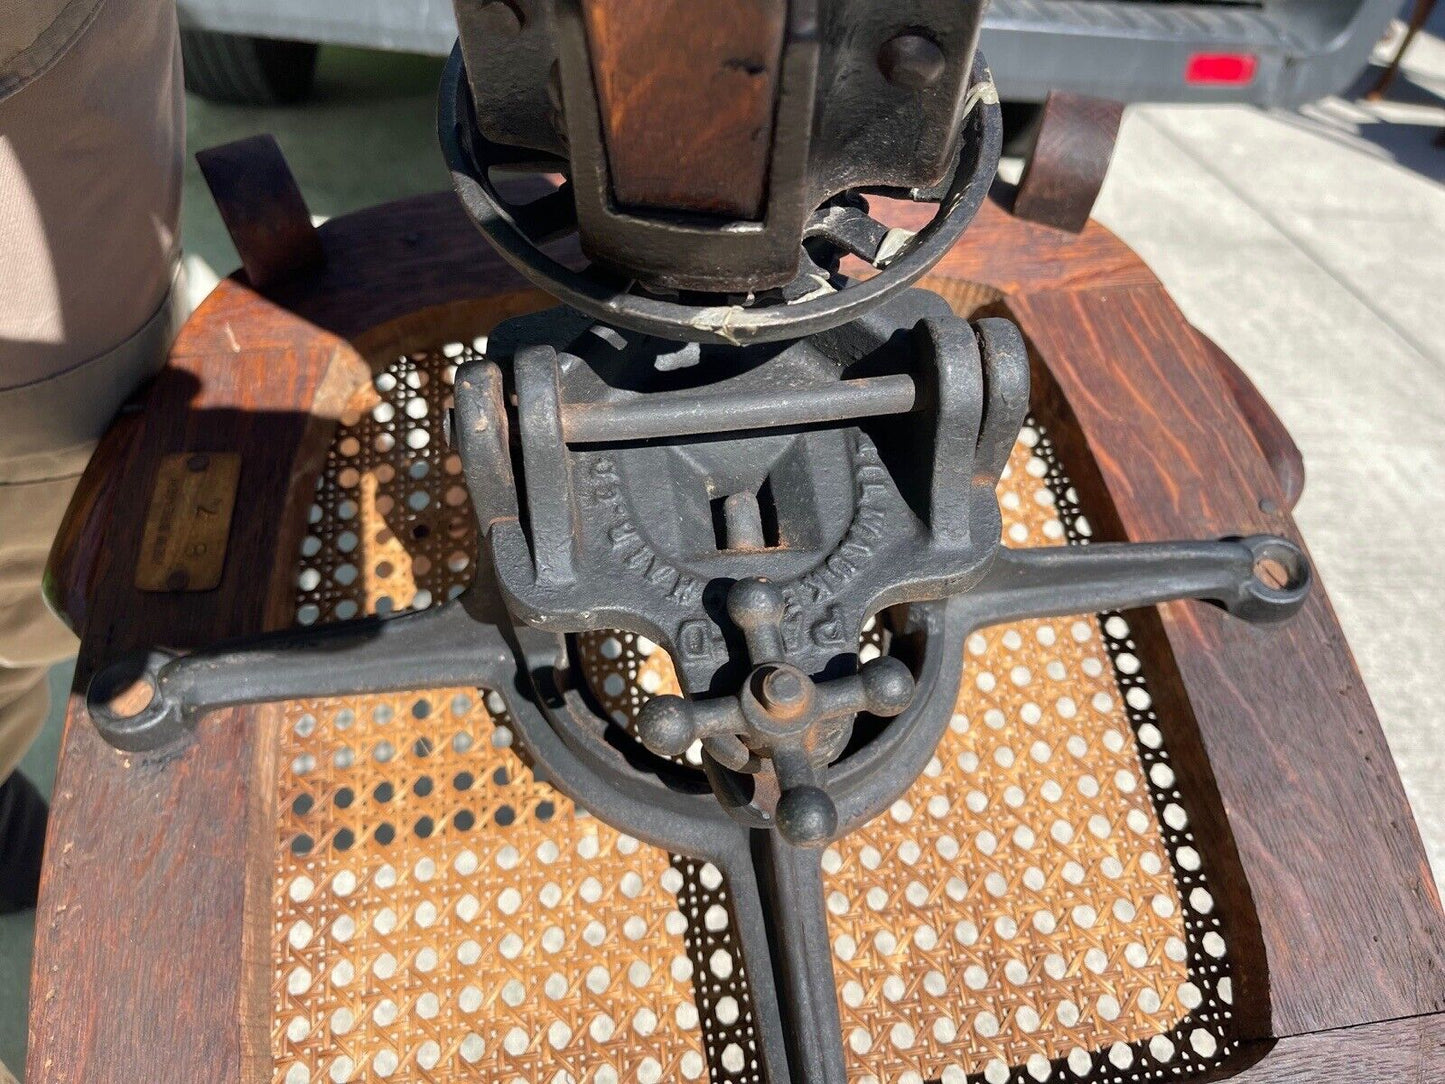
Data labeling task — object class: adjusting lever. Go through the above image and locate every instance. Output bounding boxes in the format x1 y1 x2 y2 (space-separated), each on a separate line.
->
637 578 915 847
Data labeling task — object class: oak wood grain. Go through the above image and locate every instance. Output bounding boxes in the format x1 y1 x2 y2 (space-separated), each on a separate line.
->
1232 1011 1445 1081
1199 333 1306 511
195 135 324 290
1011 93 1124 234
579 0 786 219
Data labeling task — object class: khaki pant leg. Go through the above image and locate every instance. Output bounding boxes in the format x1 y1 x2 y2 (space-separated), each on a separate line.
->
0 0 184 779
0 477 71 780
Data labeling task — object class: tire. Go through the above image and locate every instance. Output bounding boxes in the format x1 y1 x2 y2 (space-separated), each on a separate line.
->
180 29 320 106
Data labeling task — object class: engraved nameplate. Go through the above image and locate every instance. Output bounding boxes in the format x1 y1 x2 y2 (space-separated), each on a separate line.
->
135 452 242 592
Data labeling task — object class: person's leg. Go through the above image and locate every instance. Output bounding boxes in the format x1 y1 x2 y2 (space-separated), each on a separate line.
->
0 0 184 911
0 475 73 783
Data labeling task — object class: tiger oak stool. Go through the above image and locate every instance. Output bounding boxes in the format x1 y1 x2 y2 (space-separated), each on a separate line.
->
27 134 1445 1084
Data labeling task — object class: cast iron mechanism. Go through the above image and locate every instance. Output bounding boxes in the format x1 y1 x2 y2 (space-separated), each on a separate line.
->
637 576 917 845
457 294 1026 690
450 0 991 296
440 36 1003 344
445 289 1038 843
84 4 1320 1081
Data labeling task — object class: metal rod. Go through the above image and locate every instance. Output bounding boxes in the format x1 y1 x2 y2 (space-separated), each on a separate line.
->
560 373 918 443
723 490 767 550
749 831 851 1084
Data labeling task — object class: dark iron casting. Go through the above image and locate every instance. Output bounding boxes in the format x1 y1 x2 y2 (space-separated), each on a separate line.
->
90 296 1311 839
452 0 991 295
85 5 1318 1081
440 45 1004 345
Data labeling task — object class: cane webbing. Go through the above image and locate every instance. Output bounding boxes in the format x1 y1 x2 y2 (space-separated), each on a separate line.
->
272 330 1238 1084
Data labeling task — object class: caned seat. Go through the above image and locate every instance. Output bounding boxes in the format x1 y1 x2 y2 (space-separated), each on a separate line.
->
29 172 1445 1083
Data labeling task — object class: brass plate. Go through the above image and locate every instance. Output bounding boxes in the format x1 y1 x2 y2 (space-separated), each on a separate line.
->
135 452 241 592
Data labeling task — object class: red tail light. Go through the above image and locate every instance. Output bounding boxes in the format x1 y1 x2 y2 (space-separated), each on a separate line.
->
1185 52 1258 86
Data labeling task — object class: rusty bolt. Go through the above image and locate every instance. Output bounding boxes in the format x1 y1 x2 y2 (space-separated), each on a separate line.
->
1254 556 1290 591
108 677 157 719
759 665 812 722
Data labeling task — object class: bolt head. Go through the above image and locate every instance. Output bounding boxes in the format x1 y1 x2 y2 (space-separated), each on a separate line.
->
1254 556 1290 590
776 786 838 847
878 34 947 91
759 664 812 720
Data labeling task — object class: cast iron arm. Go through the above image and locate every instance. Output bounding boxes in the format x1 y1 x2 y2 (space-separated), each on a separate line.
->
86 588 513 753
957 534 1311 631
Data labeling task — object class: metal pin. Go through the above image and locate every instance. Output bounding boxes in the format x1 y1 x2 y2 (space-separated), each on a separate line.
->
723 491 767 551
